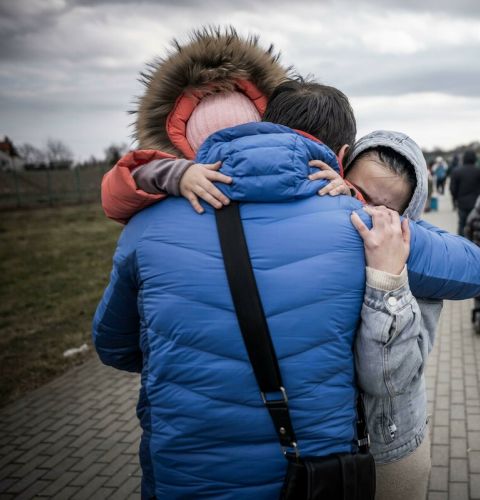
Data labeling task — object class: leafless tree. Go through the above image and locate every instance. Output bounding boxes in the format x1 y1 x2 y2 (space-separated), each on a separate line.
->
104 143 128 166
46 138 74 169
17 143 47 168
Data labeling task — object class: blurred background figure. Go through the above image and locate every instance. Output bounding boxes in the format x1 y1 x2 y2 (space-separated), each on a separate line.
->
447 153 460 178
464 194 480 333
424 160 435 212
450 149 480 236
432 155 448 194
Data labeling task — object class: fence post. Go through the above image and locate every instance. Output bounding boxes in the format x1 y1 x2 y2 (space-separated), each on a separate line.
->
46 168 53 206
75 167 82 203
98 163 106 201
13 169 21 208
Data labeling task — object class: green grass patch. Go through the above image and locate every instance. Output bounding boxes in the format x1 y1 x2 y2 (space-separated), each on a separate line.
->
0 203 122 407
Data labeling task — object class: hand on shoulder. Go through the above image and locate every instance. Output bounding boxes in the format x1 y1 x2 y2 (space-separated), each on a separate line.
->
179 162 232 214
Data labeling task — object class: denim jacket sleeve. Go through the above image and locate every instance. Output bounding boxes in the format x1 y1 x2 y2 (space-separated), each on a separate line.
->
355 272 443 398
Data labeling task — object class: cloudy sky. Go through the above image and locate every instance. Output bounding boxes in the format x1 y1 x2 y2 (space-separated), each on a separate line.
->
1 0 480 161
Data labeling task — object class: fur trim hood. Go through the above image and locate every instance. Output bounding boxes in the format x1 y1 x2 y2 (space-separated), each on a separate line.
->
134 26 291 157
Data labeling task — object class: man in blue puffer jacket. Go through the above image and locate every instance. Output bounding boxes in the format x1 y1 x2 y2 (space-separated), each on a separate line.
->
93 81 480 499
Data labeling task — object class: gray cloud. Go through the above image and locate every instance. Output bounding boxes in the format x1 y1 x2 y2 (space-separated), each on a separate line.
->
1 0 479 158
66 0 480 17
297 45 480 98
319 0 480 17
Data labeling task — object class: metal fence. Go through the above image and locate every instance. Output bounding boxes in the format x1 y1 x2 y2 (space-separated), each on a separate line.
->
0 165 109 209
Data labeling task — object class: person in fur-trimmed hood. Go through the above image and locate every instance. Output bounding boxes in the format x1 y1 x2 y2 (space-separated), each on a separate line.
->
101 26 291 223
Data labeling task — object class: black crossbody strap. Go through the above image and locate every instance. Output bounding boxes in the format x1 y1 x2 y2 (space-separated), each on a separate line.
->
215 202 298 454
215 201 370 456
356 394 370 453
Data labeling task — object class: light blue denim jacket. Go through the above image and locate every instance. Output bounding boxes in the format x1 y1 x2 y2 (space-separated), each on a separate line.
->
355 280 442 463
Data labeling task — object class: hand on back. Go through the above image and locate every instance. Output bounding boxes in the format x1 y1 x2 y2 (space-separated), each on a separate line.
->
180 162 232 214
351 206 410 275
309 159 410 274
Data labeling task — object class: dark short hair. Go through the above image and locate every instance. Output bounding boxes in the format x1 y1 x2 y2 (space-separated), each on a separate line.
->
463 149 477 165
262 78 356 153
353 146 417 200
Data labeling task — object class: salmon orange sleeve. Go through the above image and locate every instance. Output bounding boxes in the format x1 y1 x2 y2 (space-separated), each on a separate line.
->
101 150 176 224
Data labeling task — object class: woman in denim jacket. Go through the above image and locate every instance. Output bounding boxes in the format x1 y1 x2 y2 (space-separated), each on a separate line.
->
344 131 442 500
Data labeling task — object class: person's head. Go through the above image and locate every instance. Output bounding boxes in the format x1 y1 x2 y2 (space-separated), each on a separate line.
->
135 26 289 158
345 131 428 219
346 147 416 213
186 91 261 152
262 78 356 160
463 149 477 166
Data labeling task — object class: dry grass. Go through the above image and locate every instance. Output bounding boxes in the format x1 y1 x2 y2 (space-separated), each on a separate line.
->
0 203 122 407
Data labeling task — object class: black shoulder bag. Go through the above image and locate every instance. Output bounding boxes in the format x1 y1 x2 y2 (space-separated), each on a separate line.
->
215 202 376 500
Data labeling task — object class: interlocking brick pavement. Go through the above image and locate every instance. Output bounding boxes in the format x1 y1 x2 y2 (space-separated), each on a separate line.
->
0 360 141 499
0 192 479 499
424 193 480 500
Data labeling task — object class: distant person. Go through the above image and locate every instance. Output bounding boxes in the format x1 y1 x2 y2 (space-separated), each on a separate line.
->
465 194 480 334
425 160 434 212
432 156 447 194
447 153 460 178
450 149 480 236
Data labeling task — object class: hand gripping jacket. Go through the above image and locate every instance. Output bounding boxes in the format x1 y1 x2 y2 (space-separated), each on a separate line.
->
93 123 480 499
101 27 290 223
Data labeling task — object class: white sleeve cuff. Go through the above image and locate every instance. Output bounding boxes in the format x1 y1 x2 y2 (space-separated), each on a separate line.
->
366 265 408 292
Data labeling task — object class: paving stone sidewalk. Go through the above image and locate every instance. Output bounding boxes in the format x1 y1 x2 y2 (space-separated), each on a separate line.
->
0 361 141 500
0 193 479 499
424 194 480 500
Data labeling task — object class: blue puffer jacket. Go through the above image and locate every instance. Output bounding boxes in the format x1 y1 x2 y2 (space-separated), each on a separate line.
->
93 123 480 499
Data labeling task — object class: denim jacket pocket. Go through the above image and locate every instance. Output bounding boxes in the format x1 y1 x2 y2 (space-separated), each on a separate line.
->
383 302 424 397
380 397 397 444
